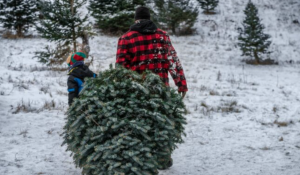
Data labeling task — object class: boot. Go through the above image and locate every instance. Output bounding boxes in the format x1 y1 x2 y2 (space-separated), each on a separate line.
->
157 157 173 170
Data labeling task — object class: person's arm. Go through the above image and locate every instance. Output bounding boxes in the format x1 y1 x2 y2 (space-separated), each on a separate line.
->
87 67 97 78
116 37 131 68
166 35 188 93
67 77 79 106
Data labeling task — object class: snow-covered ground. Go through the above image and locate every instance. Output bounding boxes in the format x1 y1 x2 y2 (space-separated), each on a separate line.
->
1 0 300 174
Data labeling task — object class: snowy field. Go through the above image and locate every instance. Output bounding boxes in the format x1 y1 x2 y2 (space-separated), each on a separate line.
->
1 0 300 174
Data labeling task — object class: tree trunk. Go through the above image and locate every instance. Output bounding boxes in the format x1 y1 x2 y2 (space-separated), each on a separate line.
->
205 5 209 14
17 25 23 37
254 50 260 64
171 24 176 35
81 31 90 58
70 0 76 52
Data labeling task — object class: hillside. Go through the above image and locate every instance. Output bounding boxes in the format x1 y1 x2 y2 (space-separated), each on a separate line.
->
0 0 300 174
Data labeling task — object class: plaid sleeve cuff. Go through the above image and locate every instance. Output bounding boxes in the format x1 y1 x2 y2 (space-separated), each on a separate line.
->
178 85 188 92
177 80 188 92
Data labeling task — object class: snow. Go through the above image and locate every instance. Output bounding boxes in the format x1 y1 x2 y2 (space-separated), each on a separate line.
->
1 0 300 174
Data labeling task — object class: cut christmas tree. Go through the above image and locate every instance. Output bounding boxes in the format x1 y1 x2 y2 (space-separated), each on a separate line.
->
63 65 187 175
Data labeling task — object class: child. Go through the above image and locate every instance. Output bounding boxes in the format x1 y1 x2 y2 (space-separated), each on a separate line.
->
66 51 96 106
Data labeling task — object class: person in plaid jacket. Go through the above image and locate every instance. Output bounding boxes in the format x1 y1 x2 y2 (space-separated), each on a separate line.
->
116 6 188 98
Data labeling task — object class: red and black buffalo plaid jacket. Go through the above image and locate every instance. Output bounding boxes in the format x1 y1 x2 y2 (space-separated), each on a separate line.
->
116 20 188 92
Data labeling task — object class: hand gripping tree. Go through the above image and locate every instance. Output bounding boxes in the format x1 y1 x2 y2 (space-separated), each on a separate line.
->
197 0 219 14
0 0 38 37
238 1 272 64
63 65 187 175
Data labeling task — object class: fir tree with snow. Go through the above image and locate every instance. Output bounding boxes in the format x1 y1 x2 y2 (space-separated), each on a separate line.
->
0 0 38 37
89 0 145 34
63 65 186 175
238 1 272 64
153 0 198 35
37 0 90 52
36 0 92 65
197 0 219 14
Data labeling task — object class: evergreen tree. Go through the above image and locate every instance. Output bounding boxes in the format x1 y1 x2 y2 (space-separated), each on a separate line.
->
154 0 198 35
197 0 219 14
89 0 146 34
0 0 38 37
37 0 90 52
63 65 187 175
238 1 272 64
36 0 92 65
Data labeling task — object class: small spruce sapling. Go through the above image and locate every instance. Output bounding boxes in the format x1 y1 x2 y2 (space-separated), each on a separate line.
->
154 0 198 35
197 0 219 14
35 0 92 65
238 1 272 64
0 0 38 37
89 0 146 34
